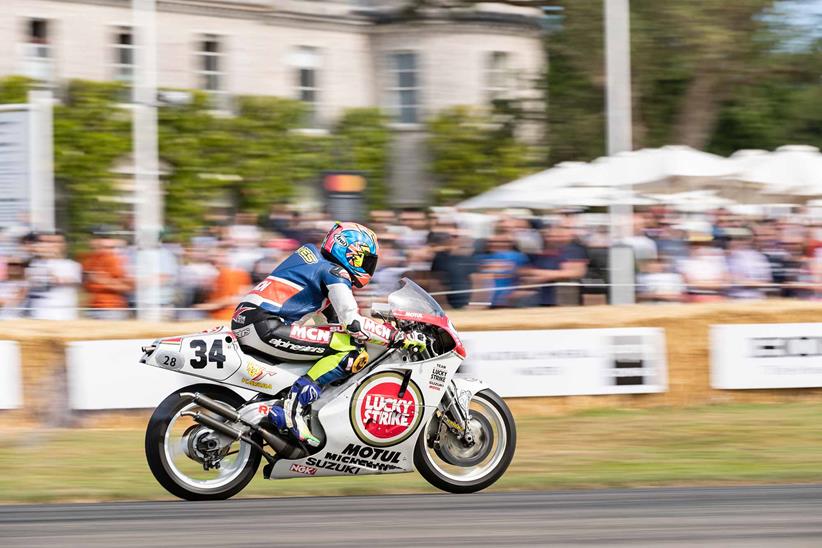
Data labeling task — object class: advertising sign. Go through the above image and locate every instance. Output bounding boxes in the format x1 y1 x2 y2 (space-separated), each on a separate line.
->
66 339 253 410
458 328 667 397
0 341 22 409
711 323 822 389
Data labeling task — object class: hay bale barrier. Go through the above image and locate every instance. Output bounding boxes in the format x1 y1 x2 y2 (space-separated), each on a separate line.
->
3 300 822 427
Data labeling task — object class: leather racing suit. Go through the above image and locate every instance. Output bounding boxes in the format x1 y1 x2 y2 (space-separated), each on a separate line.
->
230 243 398 443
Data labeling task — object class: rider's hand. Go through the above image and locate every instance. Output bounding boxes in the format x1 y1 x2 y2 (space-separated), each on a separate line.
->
395 331 427 353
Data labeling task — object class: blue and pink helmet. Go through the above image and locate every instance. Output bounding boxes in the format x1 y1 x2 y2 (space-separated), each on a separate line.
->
321 222 379 288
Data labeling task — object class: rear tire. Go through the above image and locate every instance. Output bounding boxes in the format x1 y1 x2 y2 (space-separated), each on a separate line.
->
145 384 262 501
414 389 516 494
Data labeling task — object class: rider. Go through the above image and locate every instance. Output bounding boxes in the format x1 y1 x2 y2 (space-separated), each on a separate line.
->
231 221 425 446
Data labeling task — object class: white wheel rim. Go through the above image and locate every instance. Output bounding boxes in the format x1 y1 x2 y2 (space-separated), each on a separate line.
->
162 402 252 492
423 395 508 484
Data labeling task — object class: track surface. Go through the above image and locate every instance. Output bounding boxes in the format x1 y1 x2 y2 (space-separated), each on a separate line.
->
3 485 822 547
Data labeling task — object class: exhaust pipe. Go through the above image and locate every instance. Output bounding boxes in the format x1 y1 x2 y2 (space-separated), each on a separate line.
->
180 392 242 422
182 411 275 465
181 392 308 460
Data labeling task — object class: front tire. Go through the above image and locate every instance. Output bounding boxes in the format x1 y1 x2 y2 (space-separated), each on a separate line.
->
414 389 516 494
145 384 262 501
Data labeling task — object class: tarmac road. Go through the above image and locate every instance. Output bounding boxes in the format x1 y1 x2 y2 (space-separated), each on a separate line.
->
2 485 822 547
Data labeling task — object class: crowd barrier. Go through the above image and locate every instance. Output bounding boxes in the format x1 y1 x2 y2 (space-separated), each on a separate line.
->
3 300 822 426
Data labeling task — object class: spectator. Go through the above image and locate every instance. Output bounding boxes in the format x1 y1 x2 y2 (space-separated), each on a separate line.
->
81 230 133 320
26 233 82 320
477 233 528 308
725 228 772 300
520 220 588 307
430 228 478 309
195 248 251 321
679 235 729 302
638 258 686 303
0 258 28 318
177 243 219 320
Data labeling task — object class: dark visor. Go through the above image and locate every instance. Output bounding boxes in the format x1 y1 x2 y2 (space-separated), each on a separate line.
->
361 252 378 276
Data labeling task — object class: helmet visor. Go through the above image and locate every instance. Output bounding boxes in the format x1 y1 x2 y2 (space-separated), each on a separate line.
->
361 252 378 277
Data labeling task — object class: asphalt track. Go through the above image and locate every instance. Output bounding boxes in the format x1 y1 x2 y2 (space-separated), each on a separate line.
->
3 485 822 547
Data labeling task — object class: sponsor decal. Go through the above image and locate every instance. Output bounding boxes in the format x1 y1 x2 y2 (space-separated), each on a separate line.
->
242 378 272 389
429 363 448 391
297 246 318 264
361 318 393 342
334 233 348 247
268 338 325 354
290 463 317 476
609 335 649 386
304 444 404 475
232 306 255 325
749 337 822 358
350 372 424 447
258 404 271 415
242 362 275 389
234 327 252 338
290 325 332 344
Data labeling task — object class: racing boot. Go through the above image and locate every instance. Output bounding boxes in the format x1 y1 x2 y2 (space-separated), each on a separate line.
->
282 375 321 447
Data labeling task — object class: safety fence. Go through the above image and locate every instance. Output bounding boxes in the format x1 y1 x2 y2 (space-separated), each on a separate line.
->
3 299 822 427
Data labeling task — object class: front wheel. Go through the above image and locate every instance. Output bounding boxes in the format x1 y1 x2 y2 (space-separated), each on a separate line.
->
414 389 516 494
145 384 262 501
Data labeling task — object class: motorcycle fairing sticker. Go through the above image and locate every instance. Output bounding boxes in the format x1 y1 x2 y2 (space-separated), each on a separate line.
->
349 371 424 447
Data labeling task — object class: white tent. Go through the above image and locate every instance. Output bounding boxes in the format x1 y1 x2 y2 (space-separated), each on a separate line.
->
458 145 734 209
456 144 822 210
457 161 598 209
726 145 822 196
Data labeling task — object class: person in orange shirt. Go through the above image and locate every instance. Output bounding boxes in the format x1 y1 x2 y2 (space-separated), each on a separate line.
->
82 232 133 320
196 248 251 320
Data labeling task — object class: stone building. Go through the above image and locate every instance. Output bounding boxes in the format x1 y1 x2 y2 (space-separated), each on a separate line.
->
0 0 545 203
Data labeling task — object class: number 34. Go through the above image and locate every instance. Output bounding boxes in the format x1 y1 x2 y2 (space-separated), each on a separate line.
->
189 339 227 369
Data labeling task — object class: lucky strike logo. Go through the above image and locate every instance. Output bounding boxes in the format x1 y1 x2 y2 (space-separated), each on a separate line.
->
350 373 424 447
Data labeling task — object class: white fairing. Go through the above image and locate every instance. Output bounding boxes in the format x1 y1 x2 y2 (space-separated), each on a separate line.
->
144 326 478 480
144 326 308 396
267 351 464 478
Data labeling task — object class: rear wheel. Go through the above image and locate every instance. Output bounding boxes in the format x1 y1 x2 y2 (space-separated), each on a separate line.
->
414 389 516 494
145 384 261 501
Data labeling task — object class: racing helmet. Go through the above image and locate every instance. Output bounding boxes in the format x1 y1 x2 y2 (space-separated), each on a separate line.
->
321 222 379 288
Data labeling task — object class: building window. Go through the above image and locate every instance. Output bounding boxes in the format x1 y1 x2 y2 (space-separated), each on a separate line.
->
21 18 53 82
387 52 419 124
486 51 511 101
197 34 224 92
292 46 320 127
112 26 134 83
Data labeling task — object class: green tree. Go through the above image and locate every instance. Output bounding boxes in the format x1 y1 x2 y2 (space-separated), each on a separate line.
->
53 80 131 245
427 105 532 202
546 1 821 162
334 108 391 209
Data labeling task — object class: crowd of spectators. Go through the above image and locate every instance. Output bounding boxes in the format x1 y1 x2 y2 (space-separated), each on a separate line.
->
1 205 822 320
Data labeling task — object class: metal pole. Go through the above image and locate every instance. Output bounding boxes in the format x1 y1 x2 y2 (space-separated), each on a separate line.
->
605 0 635 304
28 89 55 232
132 0 162 321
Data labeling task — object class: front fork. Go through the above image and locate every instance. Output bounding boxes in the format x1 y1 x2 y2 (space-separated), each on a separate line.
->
437 382 475 446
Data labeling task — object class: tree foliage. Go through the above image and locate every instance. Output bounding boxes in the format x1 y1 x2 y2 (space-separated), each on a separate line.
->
0 78 391 241
546 0 822 163
427 105 533 202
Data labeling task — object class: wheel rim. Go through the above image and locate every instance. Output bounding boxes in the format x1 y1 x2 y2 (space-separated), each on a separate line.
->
161 402 252 492
423 395 507 484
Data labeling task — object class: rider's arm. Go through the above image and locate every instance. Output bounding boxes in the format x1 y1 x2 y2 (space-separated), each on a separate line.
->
326 282 395 346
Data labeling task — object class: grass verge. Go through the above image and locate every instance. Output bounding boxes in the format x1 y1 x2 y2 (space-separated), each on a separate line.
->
2 402 822 503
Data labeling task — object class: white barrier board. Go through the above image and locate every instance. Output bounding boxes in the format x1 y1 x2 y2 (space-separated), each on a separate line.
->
66 339 253 410
0 340 22 409
458 328 667 397
711 323 822 389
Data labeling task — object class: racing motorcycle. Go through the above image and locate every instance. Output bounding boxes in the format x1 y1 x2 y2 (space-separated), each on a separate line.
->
140 278 516 500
